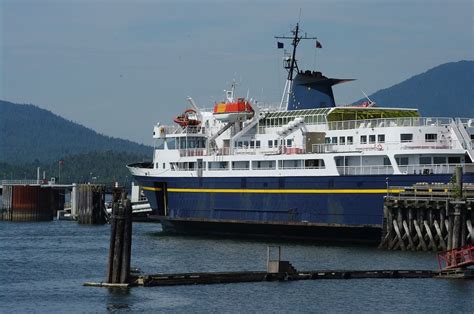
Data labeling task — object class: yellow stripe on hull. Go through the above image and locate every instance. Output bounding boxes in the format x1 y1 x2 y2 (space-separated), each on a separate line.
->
141 186 404 194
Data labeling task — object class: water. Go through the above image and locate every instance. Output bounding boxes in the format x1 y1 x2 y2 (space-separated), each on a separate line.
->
0 221 473 313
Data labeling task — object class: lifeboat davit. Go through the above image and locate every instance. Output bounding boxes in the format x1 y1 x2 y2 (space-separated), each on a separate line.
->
213 97 254 122
173 108 201 127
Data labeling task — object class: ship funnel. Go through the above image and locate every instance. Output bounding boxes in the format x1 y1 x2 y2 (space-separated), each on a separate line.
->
288 71 354 110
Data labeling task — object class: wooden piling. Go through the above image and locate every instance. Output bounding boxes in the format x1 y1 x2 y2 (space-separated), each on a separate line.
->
106 202 119 283
107 193 133 284
120 197 133 284
74 184 106 224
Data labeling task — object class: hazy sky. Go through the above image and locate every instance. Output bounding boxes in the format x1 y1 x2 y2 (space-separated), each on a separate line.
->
1 0 473 144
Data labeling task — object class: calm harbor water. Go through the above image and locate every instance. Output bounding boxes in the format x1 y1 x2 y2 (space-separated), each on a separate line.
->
0 220 473 313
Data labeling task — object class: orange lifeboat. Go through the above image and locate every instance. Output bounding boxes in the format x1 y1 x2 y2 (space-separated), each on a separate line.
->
213 98 254 122
173 108 201 127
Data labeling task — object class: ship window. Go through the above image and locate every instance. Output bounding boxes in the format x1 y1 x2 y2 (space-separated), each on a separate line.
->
305 159 325 169
286 139 293 147
250 141 255 148
360 135 367 144
166 138 176 149
369 135 376 144
332 137 338 144
252 160 276 170
238 141 243 148
278 160 302 169
448 156 461 164
268 140 273 148
433 157 446 164
419 156 432 165
244 141 249 148
378 134 385 143
156 138 165 150
347 136 353 145
383 157 391 166
396 157 409 165
232 161 250 170
256 140 261 148
339 137 345 145
174 162 197 171
155 163 159 168
274 140 279 146
400 133 413 142
162 163 166 169
425 133 437 142
208 161 229 170
325 137 331 144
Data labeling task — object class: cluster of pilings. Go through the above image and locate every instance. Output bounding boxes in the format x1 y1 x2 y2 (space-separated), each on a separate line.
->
107 193 133 284
72 184 106 224
380 168 473 251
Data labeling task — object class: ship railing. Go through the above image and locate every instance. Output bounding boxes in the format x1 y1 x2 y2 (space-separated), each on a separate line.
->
311 140 460 154
398 163 462 175
327 117 454 131
233 147 258 155
208 167 230 171
336 165 395 176
337 163 467 176
179 148 207 157
457 118 474 128
160 125 206 135
281 146 306 154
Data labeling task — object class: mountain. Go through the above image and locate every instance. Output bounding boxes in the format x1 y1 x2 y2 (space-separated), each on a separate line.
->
353 60 474 117
0 100 152 163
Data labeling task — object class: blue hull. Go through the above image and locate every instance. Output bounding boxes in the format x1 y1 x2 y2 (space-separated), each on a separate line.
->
134 173 473 241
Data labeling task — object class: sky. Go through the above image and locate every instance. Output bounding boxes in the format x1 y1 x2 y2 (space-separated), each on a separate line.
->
1 0 473 145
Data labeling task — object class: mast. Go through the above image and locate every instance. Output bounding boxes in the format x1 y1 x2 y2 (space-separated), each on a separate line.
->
275 23 318 110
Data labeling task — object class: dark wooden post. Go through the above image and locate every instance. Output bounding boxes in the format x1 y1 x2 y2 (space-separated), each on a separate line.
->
106 192 133 284
107 202 119 283
111 202 125 283
452 166 463 249
120 197 133 284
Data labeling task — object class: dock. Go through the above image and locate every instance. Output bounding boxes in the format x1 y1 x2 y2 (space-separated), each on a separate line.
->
379 167 473 251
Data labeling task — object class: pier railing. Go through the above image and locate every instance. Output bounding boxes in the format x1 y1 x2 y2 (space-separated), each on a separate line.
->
1 179 39 186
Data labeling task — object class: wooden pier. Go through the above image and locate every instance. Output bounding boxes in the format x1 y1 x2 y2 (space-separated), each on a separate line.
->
72 184 107 224
379 168 473 252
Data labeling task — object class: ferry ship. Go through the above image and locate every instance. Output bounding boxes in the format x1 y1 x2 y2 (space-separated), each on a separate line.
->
128 23 474 243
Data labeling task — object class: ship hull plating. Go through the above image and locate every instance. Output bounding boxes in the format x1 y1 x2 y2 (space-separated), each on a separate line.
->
133 173 474 242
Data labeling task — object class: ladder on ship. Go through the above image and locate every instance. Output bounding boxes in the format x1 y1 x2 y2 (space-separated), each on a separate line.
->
451 119 474 161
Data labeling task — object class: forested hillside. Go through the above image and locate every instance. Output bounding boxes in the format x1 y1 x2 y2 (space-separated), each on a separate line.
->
0 150 148 185
0 100 152 163
353 60 474 116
